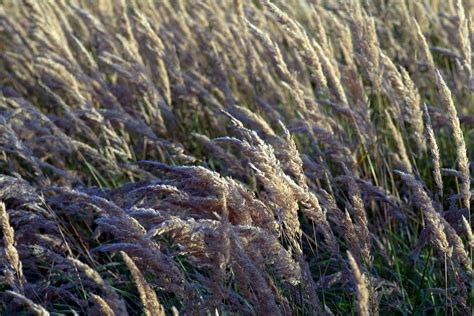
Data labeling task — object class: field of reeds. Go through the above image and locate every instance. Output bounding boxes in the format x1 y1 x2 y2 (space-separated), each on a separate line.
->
0 0 473 315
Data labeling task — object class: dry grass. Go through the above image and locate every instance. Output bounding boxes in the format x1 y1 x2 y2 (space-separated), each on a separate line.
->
0 0 473 315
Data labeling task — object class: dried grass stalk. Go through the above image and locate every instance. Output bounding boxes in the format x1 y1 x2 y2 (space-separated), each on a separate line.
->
434 70 470 210
121 251 165 316
347 251 370 316
89 294 115 316
1 202 25 289
6 291 49 316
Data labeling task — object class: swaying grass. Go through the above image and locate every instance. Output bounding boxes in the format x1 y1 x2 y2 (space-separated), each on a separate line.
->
0 0 473 315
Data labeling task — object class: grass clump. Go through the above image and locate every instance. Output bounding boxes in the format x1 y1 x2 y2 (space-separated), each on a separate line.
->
0 0 473 315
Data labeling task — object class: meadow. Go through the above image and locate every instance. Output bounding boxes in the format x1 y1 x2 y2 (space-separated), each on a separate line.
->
0 0 473 315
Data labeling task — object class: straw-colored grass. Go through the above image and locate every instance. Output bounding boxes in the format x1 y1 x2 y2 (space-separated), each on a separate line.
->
0 0 472 314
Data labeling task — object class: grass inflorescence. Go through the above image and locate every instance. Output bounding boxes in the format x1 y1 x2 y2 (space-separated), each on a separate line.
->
0 0 473 315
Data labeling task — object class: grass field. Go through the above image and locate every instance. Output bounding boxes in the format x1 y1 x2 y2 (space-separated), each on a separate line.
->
0 0 473 315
